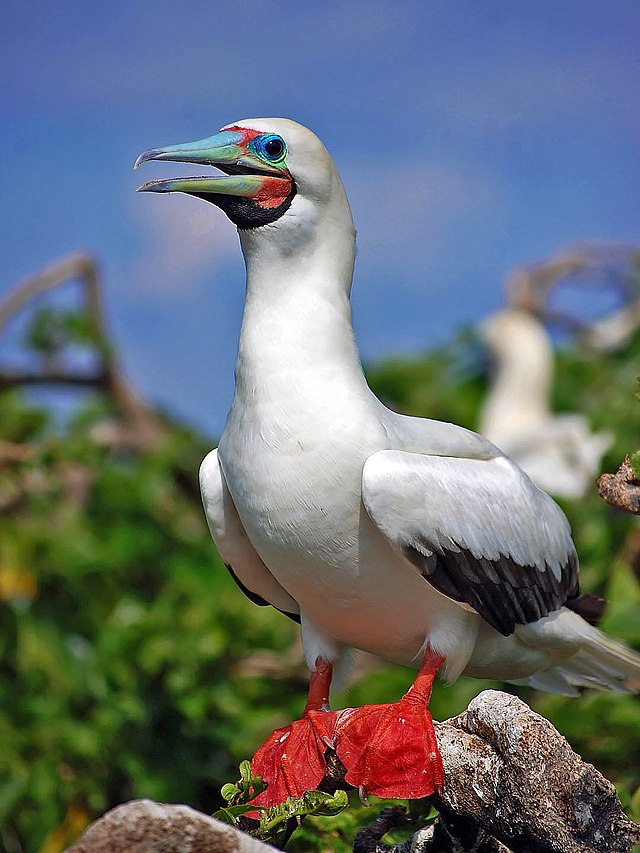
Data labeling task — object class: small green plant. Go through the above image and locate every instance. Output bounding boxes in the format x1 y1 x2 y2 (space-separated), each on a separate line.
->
215 759 267 823
628 378 640 480
214 761 349 848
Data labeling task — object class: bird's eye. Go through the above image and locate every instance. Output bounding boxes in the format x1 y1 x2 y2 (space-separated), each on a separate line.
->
260 135 286 161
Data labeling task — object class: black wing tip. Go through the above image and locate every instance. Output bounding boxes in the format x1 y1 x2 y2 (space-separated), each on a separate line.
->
224 564 301 624
225 563 270 608
404 541 583 637
275 607 301 624
565 593 606 626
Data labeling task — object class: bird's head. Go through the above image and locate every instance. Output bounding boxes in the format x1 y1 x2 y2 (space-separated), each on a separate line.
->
134 118 353 240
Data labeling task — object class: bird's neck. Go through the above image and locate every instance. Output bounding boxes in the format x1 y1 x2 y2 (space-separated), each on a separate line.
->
482 344 552 437
232 218 367 409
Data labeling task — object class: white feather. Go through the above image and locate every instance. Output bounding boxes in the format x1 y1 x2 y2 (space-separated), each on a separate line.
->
362 450 573 576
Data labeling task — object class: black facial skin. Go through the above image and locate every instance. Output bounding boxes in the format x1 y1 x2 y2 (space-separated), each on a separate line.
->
190 178 297 230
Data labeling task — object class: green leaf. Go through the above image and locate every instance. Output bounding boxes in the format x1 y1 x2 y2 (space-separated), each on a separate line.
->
629 450 640 481
295 789 350 817
219 761 267 808
220 783 239 802
212 804 263 826
261 790 349 832
239 759 254 784
630 784 640 822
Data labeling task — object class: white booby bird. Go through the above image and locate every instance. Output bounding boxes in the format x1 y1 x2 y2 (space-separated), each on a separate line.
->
478 309 612 499
135 119 640 807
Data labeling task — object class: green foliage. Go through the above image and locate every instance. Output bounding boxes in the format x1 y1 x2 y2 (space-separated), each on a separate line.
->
256 790 349 849
365 328 486 430
214 761 349 849
218 759 267 807
0 390 49 444
285 796 435 853
2 325 640 851
24 307 102 357
0 397 302 852
213 762 433 852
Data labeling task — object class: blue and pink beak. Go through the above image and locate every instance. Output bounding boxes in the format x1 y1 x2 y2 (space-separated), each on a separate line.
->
134 125 295 227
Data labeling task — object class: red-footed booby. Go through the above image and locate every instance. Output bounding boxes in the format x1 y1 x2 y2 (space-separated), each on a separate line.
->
135 119 640 808
478 309 612 499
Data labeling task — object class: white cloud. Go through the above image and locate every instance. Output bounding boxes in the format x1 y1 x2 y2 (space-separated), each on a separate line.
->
126 193 239 300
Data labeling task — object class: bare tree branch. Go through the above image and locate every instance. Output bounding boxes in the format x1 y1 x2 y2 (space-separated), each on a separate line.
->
355 809 511 852
0 253 166 451
580 301 640 352
0 368 108 391
0 253 98 335
505 242 640 346
0 440 33 463
598 456 640 515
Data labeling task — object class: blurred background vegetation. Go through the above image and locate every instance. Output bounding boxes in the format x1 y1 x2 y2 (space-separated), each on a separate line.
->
1 253 639 853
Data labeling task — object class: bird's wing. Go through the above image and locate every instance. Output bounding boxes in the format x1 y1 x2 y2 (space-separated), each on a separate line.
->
200 449 300 622
496 416 613 499
362 449 579 636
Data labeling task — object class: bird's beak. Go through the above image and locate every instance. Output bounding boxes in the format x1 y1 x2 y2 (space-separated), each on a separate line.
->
134 128 289 200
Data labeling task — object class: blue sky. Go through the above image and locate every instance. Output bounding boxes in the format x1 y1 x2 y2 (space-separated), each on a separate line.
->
2 1 639 435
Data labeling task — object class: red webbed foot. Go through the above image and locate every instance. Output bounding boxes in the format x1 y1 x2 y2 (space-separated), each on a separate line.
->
248 651 445 807
333 650 445 800
249 711 338 806
249 660 337 808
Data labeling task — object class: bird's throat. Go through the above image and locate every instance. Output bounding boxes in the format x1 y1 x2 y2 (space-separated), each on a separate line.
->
234 276 366 411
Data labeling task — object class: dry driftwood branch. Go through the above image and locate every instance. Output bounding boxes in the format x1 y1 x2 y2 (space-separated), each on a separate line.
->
505 242 640 345
580 300 640 352
65 691 640 853
0 253 100 335
0 440 33 463
0 252 165 451
0 367 108 391
507 246 596 318
597 456 640 515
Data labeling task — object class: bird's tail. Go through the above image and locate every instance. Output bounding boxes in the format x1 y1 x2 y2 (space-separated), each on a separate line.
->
513 611 640 696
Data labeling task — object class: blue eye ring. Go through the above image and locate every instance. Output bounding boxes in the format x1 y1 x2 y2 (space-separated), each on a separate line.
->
257 134 286 162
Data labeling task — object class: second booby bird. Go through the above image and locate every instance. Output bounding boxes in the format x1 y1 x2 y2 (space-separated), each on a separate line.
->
135 119 640 807
478 308 611 499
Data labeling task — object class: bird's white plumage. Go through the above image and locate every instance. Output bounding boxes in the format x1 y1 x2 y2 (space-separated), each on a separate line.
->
200 448 300 617
362 450 572 574
180 118 640 695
